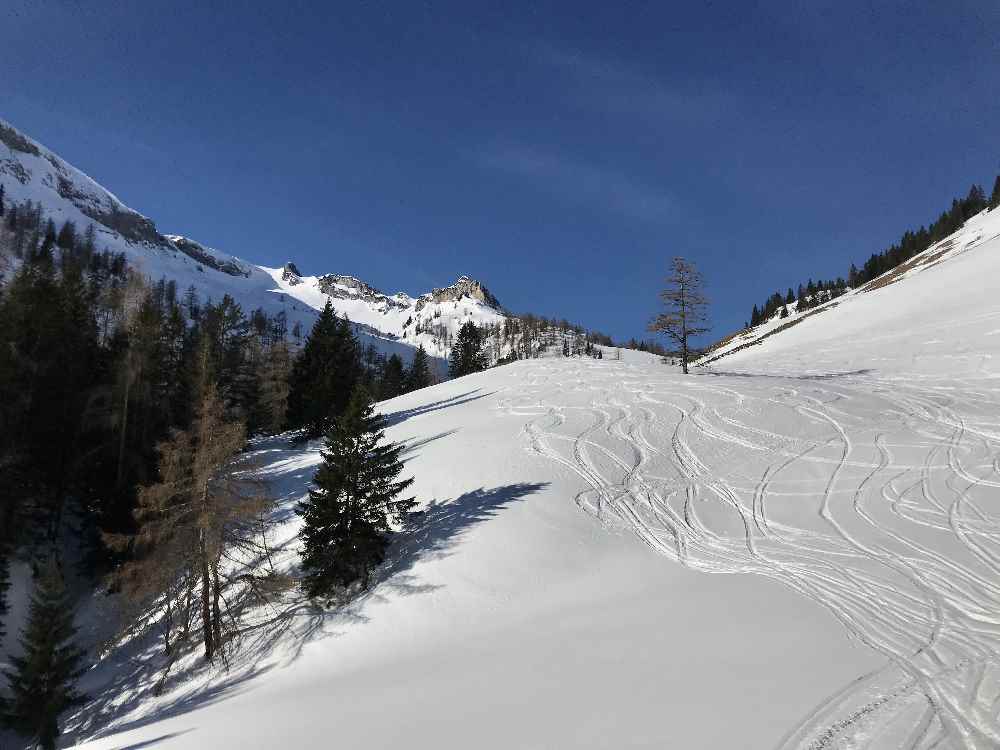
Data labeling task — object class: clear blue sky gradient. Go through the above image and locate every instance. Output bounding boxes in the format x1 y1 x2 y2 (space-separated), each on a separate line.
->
3 1 998 342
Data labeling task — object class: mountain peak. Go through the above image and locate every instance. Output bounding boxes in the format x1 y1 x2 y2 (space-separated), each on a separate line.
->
281 262 303 285
429 275 501 310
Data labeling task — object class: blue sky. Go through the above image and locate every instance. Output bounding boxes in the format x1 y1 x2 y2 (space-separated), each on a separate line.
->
3 0 998 342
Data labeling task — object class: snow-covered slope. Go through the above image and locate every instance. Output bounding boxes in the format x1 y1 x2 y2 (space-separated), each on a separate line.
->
0 118 504 364
67 363 876 750
59 201 1000 749
700 204 1000 374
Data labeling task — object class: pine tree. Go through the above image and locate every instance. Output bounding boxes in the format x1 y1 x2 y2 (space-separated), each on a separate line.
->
297 387 415 601
449 321 486 378
55 221 76 252
287 301 359 437
0 183 5 217
3 559 86 750
0 546 9 644
990 175 1000 210
406 344 432 392
379 354 406 400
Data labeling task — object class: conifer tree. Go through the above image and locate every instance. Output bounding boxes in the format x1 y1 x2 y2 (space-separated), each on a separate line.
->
297 387 415 601
379 354 406 400
406 344 432 392
991 175 1000 210
3 559 86 750
287 301 359 437
448 321 486 378
0 547 9 643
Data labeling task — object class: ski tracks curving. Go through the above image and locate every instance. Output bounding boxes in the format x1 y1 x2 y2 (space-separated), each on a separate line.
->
500 360 1000 748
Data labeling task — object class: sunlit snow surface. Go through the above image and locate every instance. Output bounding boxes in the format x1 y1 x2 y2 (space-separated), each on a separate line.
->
59 206 1000 749
28 184 995 748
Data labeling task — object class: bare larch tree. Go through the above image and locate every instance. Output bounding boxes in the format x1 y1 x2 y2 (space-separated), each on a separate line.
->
649 257 710 374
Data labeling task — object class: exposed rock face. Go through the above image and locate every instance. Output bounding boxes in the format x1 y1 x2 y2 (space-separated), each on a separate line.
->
317 274 407 309
0 122 41 156
2 121 162 245
0 157 30 185
415 275 501 312
281 262 303 285
166 236 251 278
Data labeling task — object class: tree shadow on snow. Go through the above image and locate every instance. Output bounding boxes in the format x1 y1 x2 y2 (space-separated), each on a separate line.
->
399 429 460 459
374 482 548 598
383 389 496 427
703 368 875 381
68 481 545 747
114 729 196 749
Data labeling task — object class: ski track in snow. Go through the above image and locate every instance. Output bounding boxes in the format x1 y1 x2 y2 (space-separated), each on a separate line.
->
499 360 1000 749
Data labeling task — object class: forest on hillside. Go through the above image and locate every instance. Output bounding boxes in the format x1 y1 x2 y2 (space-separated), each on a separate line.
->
747 177 1000 327
0 183 643 746
0 188 446 746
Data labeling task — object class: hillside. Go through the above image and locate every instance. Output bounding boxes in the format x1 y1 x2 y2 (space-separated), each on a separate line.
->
46 204 1000 748
0 119 505 365
5 112 1000 748
700 203 1000 374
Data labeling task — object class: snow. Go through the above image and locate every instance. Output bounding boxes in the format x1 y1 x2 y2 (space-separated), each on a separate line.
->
708 205 1000 378
261 265 507 361
701 206 1000 374
61 204 1000 749
6 116 1000 747
67 363 876 750
0 119 506 367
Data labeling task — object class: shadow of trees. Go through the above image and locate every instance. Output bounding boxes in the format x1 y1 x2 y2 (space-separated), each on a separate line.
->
383 389 496 427
69 481 546 746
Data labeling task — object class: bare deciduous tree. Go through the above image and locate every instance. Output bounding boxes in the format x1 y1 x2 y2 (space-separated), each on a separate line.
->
649 257 710 374
106 382 289 676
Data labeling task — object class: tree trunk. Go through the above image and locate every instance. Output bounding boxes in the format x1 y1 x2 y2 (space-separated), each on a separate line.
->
162 594 173 656
182 573 195 641
199 530 214 661
116 367 131 488
212 562 223 649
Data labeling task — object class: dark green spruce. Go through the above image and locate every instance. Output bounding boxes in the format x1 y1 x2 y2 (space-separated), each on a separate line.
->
0 546 9 644
406 344 432 391
379 353 406 400
297 387 415 601
3 559 86 750
448 320 486 378
287 300 360 437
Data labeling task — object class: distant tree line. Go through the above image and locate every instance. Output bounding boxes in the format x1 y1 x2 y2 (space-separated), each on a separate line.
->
747 178 1000 328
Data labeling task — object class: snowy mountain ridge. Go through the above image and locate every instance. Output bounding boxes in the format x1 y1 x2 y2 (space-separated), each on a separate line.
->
60 196 1000 748
0 117 504 362
698 201 1000 368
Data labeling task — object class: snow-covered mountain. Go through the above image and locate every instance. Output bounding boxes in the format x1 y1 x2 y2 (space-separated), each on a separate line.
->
10 113 1000 748
0 118 505 364
262 264 506 359
58 196 1000 749
698 202 1000 371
